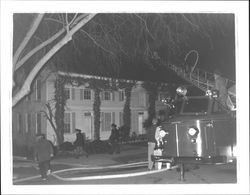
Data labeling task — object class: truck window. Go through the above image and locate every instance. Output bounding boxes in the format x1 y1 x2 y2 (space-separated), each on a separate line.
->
182 98 209 114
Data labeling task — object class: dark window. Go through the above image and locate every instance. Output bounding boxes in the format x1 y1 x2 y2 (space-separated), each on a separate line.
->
84 89 91 100
182 98 209 114
119 90 124 101
64 113 71 133
104 91 111 101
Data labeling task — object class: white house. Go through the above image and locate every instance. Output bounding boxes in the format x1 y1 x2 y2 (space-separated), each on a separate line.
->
12 69 170 147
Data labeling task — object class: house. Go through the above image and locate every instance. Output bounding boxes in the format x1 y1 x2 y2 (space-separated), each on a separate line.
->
12 69 174 147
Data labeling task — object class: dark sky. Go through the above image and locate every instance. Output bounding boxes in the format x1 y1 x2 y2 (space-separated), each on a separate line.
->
13 13 236 86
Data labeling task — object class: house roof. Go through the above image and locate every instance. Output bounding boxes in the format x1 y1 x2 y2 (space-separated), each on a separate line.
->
56 57 189 86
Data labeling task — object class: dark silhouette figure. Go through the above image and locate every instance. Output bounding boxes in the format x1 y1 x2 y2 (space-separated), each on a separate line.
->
108 124 120 154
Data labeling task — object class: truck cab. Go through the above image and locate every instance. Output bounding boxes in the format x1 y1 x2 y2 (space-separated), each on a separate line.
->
152 95 236 166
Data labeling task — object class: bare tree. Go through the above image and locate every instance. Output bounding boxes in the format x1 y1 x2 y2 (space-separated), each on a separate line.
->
13 13 96 107
13 13 233 107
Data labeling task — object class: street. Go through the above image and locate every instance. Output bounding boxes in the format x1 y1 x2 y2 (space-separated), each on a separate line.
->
14 160 236 185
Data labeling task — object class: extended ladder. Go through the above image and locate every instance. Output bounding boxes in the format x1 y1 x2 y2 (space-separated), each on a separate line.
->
167 64 236 111
152 50 236 111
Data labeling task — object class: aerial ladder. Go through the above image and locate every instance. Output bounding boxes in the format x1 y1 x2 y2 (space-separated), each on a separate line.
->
154 50 236 111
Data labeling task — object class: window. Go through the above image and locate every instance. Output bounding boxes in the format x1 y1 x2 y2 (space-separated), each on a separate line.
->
36 113 42 134
103 91 111 101
84 89 91 100
64 88 70 100
26 113 31 133
104 91 111 100
64 113 71 133
119 90 124 101
36 80 41 100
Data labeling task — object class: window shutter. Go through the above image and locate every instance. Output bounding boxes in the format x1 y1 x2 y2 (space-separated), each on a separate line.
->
119 112 123 126
72 112 76 132
101 112 104 131
18 114 22 134
112 92 115 101
36 80 41 100
71 88 75 100
101 91 104 100
112 112 115 124
119 91 122 101
80 89 83 100
25 114 28 133
90 90 92 100
37 113 41 134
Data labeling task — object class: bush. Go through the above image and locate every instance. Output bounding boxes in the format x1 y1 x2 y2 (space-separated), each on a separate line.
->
59 142 75 151
86 140 110 154
13 143 34 159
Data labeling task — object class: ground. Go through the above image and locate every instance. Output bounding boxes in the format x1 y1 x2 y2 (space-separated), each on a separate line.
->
13 143 236 185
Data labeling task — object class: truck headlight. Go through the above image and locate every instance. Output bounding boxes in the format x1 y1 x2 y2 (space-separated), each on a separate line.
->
159 130 168 138
188 127 198 136
187 127 199 144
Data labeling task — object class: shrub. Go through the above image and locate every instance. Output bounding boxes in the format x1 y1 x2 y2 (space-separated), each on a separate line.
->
86 140 110 154
59 141 75 151
13 143 34 159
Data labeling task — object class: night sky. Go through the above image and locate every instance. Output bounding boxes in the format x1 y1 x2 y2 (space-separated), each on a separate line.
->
13 13 236 86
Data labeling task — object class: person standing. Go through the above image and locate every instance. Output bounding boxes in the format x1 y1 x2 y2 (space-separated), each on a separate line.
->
214 69 228 107
73 129 85 159
147 118 159 170
34 134 54 180
109 124 120 154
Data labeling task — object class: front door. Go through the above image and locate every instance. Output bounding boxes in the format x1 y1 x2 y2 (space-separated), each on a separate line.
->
83 112 92 139
138 112 145 135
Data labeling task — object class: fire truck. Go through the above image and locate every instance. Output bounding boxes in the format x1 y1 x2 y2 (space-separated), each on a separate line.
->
151 87 236 180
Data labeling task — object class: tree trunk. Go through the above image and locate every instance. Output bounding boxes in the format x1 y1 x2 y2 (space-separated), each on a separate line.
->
123 85 133 131
93 88 101 140
54 76 66 145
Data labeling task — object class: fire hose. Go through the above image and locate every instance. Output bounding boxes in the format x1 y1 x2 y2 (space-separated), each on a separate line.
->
13 161 177 183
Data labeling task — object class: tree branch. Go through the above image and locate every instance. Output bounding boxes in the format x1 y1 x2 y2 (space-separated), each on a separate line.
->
181 14 200 30
134 14 155 40
80 29 115 56
13 13 96 107
13 13 44 69
15 28 66 71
